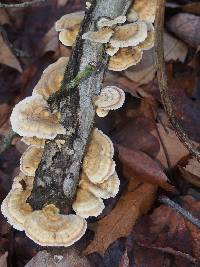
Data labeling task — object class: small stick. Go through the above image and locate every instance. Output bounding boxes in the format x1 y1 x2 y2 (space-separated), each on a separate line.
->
159 195 200 229
0 0 47 9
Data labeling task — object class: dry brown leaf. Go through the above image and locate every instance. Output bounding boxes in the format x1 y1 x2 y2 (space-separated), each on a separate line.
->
0 10 10 25
57 0 68 6
0 252 8 267
25 249 91 267
179 157 200 188
164 31 188 63
118 145 174 191
151 123 189 168
0 35 22 72
182 3 200 15
84 178 157 255
39 26 59 55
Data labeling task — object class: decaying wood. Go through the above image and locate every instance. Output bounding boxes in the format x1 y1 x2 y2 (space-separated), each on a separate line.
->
155 0 200 161
28 0 133 212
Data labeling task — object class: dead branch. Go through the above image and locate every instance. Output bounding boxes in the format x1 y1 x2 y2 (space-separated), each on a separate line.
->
0 0 47 8
28 0 133 213
155 0 200 161
159 195 200 229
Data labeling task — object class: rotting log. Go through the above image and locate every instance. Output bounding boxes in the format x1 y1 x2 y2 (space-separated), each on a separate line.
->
28 0 133 213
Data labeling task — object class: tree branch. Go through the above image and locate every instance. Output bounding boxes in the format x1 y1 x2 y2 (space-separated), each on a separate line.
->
0 0 47 8
155 0 200 161
28 0 133 213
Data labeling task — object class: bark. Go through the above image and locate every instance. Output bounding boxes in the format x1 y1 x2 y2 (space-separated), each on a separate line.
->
28 0 133 212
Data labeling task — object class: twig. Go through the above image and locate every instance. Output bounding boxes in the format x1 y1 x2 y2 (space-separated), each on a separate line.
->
159 195 200 229
0 0 47 8
155 0 200 161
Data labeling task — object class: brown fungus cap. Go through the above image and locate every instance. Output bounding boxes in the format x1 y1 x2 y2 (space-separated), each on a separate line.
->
82 27 114 43
1 174 33 231
20 146 43 176
131 0 158 23
79 172 120 199
109 21 147 48
97 16 126 28
94 86 125 116
33 57 68 100
127 9 138 22
10 94 66 139
72 188 105 218
106 45 119 56
108 47 143 71
58 27 79 46
24 204 87 247
137 22 155 50
55 11 84 31
83 129 115 183
22 137 45 148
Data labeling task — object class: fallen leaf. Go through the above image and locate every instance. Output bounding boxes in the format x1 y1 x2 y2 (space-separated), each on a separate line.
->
0 35 22 72
39 26 59 55
179 157 200 188
132 195 200 266
151 123 189 168
84 178 157 255
117 145 174 191
25 249 91 267
57 0 69 7
0 252 8 267
182 3 200 16
0 10 10 25
167 13 200 47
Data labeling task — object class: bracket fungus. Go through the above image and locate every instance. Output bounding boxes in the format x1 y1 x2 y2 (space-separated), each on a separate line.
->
20 146 43 176
33 57 69 100
108 47 143 71
106 45 119 57
94 86 125 117
72 188 105 218
55 11 84 46
10 94 66 139
1 173 34 231
130 0 157 23
24 205 87 247
97 16 126 28
82 128 115 183
82 27 114 44
21 137 45 148
137 22 155 50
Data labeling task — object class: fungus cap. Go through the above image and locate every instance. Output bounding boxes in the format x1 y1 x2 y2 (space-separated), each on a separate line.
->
83 129 115 183
10 94 66 139
110 21 147 48
132 0 157 23
137 22 155 50
1 184 32 231
20 146 43 176
24 204 87 247
22 137 45 148
106 45 119 56
94 86 125 111
82 27 114 43
58 27 79 46
127 9 139 22
96 108 109 118
72 188 105 218
55 11 85 31
97 16 126 28
80 172 120 199
12 172 34 190
108 47 143 71
33 57 68 100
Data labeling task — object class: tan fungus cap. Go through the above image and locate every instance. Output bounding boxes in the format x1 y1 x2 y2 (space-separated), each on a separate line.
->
55 11 85 31
58 27 79 46
106 45 119 56
82 27 114 43
127 9 139 22
109 21 147 48
20 146 43 176
72 188 105 218
10 94 66 139
132 0 158 23
24 204 87 247
33 57 68 100
97 16 126 28
108 47 143 71
137 22 155 50
22 137 46 148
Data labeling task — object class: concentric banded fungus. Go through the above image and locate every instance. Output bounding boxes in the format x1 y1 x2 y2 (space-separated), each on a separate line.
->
137 23 155 50
33 57 69 100
109 21 147 48
83 129 115 183
10 94 66 139
131 0 157 23
79 172 120 199
22 137 45 148
82 27 114 43
55 11 84 46
72 188 105 218
94 86 125 117
127 9 138 22
24 204 87 247
108 47 143 71
1 174 33 231
106 45 119 56
20 146 43 176
97 16 126 28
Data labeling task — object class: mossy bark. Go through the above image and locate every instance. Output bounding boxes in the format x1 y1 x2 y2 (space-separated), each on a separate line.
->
28 0 133 213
